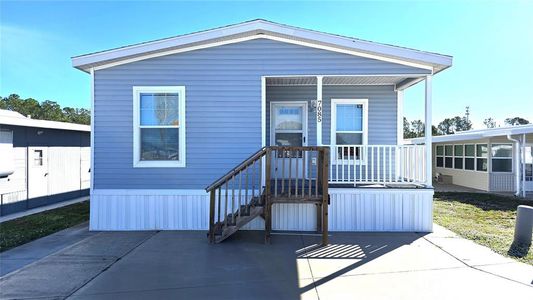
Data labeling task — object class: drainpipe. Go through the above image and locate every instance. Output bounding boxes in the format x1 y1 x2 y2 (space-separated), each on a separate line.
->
507 134 521 196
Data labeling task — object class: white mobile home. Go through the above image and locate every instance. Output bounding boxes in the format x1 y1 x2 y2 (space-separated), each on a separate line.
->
0 109 90 216
72 20 453 242
410 125 533 197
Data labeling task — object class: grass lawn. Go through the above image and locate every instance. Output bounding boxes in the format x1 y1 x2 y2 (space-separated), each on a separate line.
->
0 201 90 252
434 192 532 265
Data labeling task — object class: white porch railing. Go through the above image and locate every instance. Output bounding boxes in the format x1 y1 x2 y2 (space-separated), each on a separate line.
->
329 145 427 185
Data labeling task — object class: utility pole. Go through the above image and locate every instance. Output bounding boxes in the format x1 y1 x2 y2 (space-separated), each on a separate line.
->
465 106 470 122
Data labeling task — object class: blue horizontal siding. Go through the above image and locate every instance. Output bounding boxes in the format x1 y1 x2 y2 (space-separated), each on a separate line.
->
94 38 424 189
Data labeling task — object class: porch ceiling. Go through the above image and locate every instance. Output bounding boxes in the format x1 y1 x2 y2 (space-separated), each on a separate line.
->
265 75 422 87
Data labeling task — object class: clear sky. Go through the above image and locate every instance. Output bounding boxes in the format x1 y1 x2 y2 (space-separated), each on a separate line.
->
1 0 532 128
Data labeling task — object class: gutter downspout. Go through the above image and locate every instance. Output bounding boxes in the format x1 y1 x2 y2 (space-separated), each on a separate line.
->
507 134 521 196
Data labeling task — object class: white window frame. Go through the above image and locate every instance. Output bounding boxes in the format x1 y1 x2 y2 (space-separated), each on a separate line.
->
453 144 464 170
435 145 444 168
133 86 186 168
444 144 454 169
331 99 368 163
464 143 476 171
491 143 513 173
475 143 488 172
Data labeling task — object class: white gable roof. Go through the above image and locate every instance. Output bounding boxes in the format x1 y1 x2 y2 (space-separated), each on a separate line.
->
72 19 452 73
0 109 90 132
407 124 533 144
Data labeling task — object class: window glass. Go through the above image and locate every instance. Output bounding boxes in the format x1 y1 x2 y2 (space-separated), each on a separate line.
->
465 145 475 157
476 158 487 171
454 145 463 156
275 133 303 147
140 128 179 161
140 93 180 126
491 144 512 158
454 158 463 169
436 145 444 156
33 150 43 166
465 158 475 170
445 145 453 156
436 157 444 167
336 104 362 131
336 133 363 145
476 144 488 157
275 106 303 130
492 159 512 172
445 157 453 168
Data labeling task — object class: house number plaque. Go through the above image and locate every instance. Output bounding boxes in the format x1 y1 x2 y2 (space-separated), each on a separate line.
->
316 99 322 122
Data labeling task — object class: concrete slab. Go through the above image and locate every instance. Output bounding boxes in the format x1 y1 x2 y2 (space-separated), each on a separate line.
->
0 231 155 299
477 262 533 287
425 224 515 266
300 232 464 279
0 222 94 276
2 226 532 299
313 266 533 300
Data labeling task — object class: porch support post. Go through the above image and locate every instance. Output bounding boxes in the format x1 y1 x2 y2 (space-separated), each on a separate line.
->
424 75 433 188
316 76 323 146
523 134 526 197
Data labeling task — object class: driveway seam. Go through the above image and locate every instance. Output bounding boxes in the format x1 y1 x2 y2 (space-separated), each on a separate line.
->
421 235 533 288
64 230 159 299
300 235 321 300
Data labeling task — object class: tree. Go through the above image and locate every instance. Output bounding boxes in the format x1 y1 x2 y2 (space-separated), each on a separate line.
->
1 94 90 125
504 117 529 126
411 119 425 137
437 116 472 135
483 117 496 128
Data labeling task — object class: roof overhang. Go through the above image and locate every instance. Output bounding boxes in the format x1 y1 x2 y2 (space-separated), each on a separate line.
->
0 114 90 132
407 125 533 144
72 19 453 74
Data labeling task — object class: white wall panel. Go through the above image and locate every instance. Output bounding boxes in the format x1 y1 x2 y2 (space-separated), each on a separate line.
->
90 188 433 232
48 147 82 195
80 147 91 189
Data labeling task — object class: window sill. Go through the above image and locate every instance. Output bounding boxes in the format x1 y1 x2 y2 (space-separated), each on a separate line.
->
134 160 185 168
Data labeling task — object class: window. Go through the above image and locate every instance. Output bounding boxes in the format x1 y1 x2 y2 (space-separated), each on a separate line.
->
454 144 463 169
133 86 186 168
464 144 475 170
33 150 43 166
491 143 512 172
444 145 453 168
436 145 444 167
476 144 488 171
331 99 367 160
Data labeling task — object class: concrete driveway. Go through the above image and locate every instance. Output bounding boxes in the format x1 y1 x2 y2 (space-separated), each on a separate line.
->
1 225 532 299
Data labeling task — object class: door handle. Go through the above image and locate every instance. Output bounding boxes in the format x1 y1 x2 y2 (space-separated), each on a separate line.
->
44 173 48 177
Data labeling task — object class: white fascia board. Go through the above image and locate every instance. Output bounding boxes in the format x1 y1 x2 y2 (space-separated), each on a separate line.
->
72 20 452 72
0 116 90 132
408 125 533 144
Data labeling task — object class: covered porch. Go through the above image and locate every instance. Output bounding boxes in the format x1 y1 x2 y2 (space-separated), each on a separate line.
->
262 74 434 187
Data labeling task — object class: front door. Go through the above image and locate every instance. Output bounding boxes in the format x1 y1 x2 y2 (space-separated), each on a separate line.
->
270 102 308 178
524 144 533 191
28 147 48 199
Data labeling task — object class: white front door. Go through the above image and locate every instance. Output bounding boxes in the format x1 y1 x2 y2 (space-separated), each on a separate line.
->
523 144 533 191
270 102 308 178
28 147 48 199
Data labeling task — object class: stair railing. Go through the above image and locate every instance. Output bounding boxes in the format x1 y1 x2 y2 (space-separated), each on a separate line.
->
206 146 329 244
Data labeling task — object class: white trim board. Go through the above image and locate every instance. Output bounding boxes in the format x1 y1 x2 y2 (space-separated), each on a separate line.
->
82 34 436 73
73 20 451 72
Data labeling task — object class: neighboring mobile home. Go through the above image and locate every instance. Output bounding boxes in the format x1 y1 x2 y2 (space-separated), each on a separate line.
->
0 109 90 216
409 125 533 197
72 20 452 238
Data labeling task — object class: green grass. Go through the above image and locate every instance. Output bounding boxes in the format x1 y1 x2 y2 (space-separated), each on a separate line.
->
0 201 90 252
434 192 532 265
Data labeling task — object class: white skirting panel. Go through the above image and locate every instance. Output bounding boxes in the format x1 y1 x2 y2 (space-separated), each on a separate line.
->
90 188 433 232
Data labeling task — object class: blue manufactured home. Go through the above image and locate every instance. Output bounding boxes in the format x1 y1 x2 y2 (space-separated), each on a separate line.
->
72 20 452 240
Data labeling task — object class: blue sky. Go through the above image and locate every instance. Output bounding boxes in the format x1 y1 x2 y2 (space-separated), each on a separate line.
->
1 0 532 128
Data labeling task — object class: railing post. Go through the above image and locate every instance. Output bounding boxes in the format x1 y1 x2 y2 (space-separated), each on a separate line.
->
322 147 329 246
264 148 272 244
208 189 216 243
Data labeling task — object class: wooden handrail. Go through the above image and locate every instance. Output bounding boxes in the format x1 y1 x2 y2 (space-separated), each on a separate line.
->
205 147 267 192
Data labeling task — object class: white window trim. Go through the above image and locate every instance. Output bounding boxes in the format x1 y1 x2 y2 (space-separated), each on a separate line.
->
331 99 368 163
491 143 513 173
132 86 186 168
